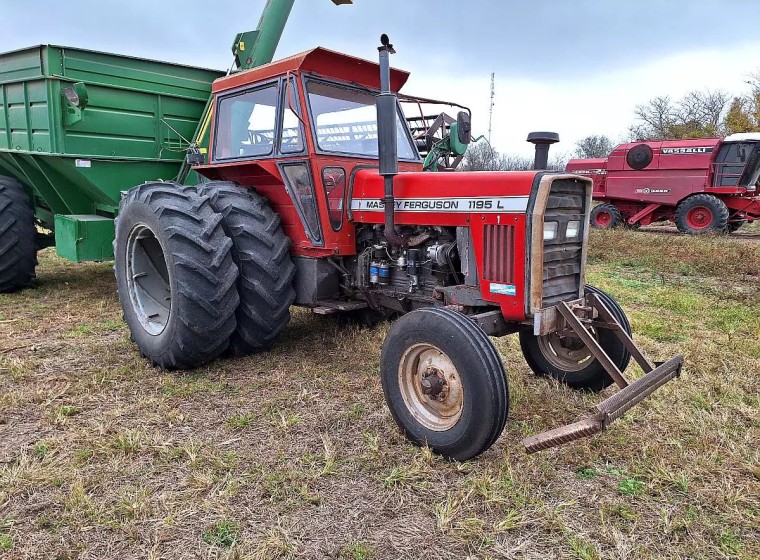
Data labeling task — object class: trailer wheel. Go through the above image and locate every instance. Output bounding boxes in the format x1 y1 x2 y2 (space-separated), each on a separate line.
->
114 183 239 369
519 285 632 392
674 194 729 234
380 307 509 461
590 203 622 229
0 177 36 292
198 181 295 356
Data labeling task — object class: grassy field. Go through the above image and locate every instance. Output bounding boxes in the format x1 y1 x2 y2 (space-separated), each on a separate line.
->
1 230 758 559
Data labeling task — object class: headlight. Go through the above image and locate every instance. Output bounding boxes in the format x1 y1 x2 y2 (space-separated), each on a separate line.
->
566 220 581 238
543 221 558 240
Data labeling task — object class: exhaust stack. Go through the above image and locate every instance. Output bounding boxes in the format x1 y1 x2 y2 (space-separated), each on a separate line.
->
376 34 407 247
527 131 560 170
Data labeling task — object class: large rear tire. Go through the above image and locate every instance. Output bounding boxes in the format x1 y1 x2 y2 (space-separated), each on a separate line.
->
380 307 509 461
0 177 36 292
114 183 239 369
198 181 295 356
674 194 729 234
519 285 632 392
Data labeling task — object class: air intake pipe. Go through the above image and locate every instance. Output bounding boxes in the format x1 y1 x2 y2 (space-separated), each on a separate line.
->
527 131 560 170
377 34 407 247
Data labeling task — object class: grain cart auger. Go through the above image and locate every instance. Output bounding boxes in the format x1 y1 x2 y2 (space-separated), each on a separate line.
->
114 36 683 460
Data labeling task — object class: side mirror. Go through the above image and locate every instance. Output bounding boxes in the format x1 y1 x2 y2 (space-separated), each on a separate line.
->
457 111 471 145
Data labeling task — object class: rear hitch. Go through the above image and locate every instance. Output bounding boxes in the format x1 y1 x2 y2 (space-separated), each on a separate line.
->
523 294 683 453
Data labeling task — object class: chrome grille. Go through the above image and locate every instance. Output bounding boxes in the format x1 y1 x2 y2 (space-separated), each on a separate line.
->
542 180 586 307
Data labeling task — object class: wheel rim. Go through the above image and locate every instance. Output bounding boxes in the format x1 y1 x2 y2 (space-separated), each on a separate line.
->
398 343 463 431
685 206 713 230
536 332 595 372
595 211 612 227
125 224 171 336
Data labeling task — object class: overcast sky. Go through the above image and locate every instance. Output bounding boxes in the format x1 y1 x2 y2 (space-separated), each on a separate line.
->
2 0 759 157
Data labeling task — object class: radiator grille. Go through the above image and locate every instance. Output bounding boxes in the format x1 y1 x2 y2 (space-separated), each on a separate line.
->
541 180 586 307
483 224 515 283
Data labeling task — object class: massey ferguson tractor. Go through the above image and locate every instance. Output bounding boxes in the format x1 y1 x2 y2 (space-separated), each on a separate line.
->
112 36 683 460
566 135 760 233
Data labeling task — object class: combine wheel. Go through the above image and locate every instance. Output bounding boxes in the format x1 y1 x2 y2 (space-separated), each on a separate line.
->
380 307 509 461
519 285 632 392
0 177 36 293
674 194 729 234
114 182 239 369
198 181 295 356
590 203 622 229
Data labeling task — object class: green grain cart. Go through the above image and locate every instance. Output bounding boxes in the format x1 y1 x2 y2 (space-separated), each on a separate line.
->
0 44 222 290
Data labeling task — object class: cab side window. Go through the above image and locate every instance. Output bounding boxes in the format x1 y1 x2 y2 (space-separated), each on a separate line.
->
214 84 278 160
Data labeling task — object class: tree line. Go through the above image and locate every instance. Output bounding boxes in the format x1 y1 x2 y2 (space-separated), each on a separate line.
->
462 72 760 169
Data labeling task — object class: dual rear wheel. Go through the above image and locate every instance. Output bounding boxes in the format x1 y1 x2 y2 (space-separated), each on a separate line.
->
114 181 295 369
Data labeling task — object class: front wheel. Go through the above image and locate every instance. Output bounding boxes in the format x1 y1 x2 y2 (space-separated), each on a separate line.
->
674 194 729 234
380 307 509 461
519 286 632 392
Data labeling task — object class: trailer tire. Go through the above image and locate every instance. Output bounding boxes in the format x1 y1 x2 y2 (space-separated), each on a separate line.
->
198 181 295 356
381 307 509 461
590 203 622 229
674 194 729 234
519 285 632 392
114 182 239 369
0 177 36 292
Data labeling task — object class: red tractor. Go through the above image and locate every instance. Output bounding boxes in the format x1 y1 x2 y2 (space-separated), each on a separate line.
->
114 37 682 460
567 135 760 233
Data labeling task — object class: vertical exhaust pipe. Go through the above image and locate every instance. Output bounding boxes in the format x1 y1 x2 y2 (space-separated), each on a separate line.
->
377 34 407 247
527 131 560 170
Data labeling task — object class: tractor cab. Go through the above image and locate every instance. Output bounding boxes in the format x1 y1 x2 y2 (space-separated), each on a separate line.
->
712 133 760 191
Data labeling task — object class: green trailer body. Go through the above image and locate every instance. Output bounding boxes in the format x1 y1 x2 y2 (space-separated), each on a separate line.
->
0 45 222 261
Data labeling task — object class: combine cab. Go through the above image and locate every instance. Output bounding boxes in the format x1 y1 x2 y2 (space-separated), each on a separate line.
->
111 38 683 460
567 134 760 233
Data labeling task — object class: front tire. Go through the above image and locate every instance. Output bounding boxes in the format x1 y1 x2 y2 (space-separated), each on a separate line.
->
0 177 36 292
114 183 239 369
380 307 509 461
519 285 632 392
198 181 296 356
674 194 729 234
590 203 622 229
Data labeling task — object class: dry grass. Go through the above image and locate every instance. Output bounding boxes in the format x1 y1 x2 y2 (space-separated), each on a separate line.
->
1 231 758 559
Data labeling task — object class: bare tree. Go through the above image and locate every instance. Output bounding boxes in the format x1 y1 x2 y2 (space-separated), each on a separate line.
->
461 141 566 172
630 90 730 140
574 135 613 159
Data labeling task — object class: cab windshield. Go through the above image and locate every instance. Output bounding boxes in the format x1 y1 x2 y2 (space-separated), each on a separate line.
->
306 80 418 160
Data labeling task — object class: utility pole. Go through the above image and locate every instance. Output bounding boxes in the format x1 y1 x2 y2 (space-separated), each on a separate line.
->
488 72 495 144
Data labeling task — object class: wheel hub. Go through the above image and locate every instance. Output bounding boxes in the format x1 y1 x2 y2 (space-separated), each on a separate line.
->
596 212 611 227
125 224 171 336
398 343 463 431
537 331 595 372
686 206 712 230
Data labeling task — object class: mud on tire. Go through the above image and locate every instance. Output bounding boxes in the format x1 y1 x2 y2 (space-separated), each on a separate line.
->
199 181 296 356
114 182 239 369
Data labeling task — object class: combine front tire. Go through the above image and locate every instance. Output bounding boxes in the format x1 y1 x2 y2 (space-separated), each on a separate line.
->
199 182 296 356
114 183 239 369
590 203 622 229
0 177 36 292
519 285 632 392
674 194 729 234
380 307 509 461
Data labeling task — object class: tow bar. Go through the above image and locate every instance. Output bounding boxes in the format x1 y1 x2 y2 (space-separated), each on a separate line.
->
523 292 683 453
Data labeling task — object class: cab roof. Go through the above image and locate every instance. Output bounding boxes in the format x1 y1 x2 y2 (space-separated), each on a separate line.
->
213 47 411 94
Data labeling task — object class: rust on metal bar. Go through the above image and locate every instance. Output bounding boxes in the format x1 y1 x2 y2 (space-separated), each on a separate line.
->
586 292 655 374
557 301 629 389
596 355 683 426
523 417 602 454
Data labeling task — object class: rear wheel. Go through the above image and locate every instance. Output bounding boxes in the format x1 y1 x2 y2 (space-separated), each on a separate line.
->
114 182 239 369
380 307 509 461
674 194 729 234
198 181 295 356
519 285 631 392
590 203 622 229
0 177 36 292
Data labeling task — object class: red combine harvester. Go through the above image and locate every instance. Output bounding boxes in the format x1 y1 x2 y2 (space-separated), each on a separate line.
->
113 37 683 460
566 134 760 233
